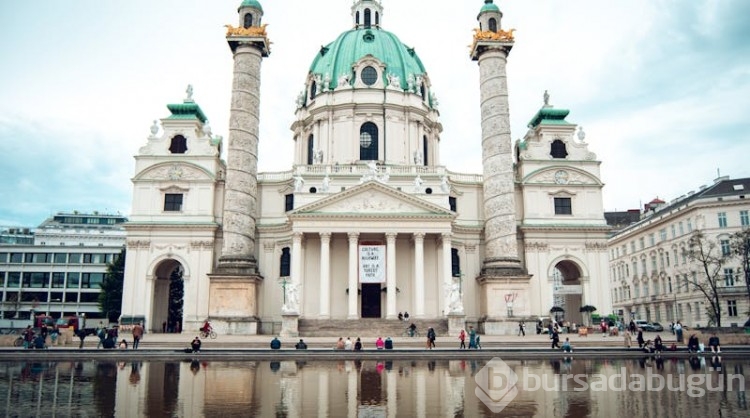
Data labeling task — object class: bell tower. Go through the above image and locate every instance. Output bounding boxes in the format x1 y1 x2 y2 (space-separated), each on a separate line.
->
209 0 271 334
470 0 532 334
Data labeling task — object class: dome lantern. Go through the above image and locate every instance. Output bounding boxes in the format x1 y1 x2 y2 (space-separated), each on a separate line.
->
477 0 503 32
351 0 384 30
238 0 264 29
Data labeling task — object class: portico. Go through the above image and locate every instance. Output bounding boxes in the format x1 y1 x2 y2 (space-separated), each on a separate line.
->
278 181 456 320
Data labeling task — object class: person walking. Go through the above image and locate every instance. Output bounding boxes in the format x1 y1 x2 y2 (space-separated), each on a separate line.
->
468 326 477 349
518 321 526 337
132 322 144 350
624 329 632 348
426 327 436 349
637 330 645 348
551 329 560 349
459 329 466 349
674 321 684 343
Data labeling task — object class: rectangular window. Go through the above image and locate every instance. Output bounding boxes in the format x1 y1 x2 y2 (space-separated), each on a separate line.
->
649 234 655 247
23 272 49 288
66 272 80 289
554 198 572 215
741 210 750 227
0 253 6 263
641 259 647 275
659 229 667 242
639 238 645 250
643 283 649 297
651 256 657 273
68 253 81 264
630 242 636 253
7 272 20 287
632 261 638 277
665 252 670 267
164 193 183 211
687 219 693 232
721 239 731 256
51 272 65 288
668 277 673 293
695 302 701 320
679 222 684 235
634 285 640 298
81 273 104 289
449 196 457 212
671 225 676 239
728 300 738 317
33 253 51 263
718 212 728 228
724 268 735 286
285 194 294 212
53 253 67 264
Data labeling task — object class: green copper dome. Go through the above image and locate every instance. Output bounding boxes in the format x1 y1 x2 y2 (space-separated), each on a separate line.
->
309 28 426 91
480 0 500 14
239 0 263 12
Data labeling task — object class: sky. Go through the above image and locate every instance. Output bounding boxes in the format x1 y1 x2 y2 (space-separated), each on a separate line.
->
0 0 748 227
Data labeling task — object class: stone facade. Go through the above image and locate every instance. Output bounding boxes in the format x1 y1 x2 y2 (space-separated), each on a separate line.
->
120 0 613 335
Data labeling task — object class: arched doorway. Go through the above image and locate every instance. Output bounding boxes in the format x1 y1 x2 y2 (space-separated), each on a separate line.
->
153 259 184 333
552 261 583 325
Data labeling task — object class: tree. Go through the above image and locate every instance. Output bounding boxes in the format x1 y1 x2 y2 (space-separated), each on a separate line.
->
168 268 184 329
99 248 125 323
730 229 750 307
682 231 733 327
579 305 597 326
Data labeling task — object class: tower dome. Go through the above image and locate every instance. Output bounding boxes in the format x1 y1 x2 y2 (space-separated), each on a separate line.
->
309 28 426 92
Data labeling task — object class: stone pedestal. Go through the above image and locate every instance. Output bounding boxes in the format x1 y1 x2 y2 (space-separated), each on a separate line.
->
447 313 466 337
206 273 263 334
280 314 299 337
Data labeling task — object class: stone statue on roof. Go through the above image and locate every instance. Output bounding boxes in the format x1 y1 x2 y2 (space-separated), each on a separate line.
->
543 90 550 106
186 84 194 101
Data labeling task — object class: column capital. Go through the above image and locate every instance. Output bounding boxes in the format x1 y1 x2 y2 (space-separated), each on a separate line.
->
319 232 331 241
385 232 398 242
293 231 304 242
347 232 360 241
413 232 426 241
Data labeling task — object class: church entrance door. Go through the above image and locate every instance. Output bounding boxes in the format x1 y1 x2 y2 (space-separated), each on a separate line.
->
361 283 382 318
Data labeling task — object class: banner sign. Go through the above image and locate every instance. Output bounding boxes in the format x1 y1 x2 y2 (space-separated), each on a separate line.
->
359 245 386 283
555 285 583 295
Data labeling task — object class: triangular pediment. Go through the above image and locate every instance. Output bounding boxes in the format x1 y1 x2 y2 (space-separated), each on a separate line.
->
290 181 454 218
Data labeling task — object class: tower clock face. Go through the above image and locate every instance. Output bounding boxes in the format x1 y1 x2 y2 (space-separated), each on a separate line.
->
554 170 569 184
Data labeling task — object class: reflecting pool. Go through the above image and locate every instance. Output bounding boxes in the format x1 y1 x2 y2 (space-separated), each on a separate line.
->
1 357 749 417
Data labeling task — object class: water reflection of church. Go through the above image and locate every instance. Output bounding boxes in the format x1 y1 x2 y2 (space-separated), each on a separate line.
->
120 0 611 336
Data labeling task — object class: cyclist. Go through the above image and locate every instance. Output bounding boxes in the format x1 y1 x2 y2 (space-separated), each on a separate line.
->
200 320 212 334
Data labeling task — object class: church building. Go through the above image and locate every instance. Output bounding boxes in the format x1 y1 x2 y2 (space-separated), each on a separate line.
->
120 0 611 335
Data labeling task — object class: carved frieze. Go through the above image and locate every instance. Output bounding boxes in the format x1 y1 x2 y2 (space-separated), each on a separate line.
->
140 164 211 181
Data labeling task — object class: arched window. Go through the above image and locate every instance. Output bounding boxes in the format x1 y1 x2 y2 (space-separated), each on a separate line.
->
364 8 371 28
375 12 380 26
280 247 291 277
422 135 428 166
420 84 426 100
169 135 187 154
307 134 314 165
243 14 253 28
550 139 568 159
356 11 360 25
310 81 317 99
359 122 378 161
489 18 497 32
451 248 461 277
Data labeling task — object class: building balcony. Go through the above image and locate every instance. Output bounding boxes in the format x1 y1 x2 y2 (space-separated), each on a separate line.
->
717 286 749 296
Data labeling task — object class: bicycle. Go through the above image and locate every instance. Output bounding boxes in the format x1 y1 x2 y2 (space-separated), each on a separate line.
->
401 328 420 337
199 329 217 339
13 336 24 347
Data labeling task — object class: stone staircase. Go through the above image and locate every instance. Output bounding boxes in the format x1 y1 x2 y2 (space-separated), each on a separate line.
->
298 318 448 338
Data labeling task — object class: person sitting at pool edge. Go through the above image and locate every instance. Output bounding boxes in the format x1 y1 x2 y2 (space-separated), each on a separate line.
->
295 339 308 349
270 337 281 350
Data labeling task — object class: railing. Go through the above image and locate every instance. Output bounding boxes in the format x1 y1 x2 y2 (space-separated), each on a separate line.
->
257 164 484 183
